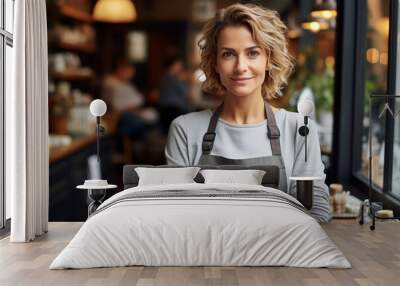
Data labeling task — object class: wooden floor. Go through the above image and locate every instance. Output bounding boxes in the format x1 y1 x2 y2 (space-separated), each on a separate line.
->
0 220 399 286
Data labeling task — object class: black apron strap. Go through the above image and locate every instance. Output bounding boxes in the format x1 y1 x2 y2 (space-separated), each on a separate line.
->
264 103 282 156
201 102 282 156
202 104 223 155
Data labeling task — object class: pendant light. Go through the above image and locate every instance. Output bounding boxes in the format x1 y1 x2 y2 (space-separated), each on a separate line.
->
310 0 337 20
302 17 329 33
93 0 137 23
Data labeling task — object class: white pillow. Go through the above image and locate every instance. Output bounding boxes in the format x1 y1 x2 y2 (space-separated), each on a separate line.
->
135 167 201 186
200 169 266 185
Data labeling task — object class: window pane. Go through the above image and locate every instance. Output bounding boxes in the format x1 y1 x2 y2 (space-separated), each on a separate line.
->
5 0 14 34
392 0 400 198
359 0 390 188
392 100 400 197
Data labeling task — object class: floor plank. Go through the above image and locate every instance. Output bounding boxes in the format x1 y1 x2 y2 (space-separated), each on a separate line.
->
0 220 399 286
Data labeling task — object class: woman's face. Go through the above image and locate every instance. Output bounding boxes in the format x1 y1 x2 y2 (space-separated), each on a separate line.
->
216 25 268 99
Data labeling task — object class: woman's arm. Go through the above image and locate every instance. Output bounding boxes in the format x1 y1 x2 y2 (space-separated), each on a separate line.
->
165 118 190 166
290 119 331 223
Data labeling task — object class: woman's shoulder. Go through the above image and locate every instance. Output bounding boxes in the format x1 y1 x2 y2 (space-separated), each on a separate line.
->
277 108 316 132
170 109 213 131
282 108 319 127
279 108 320 142
280 108 302 122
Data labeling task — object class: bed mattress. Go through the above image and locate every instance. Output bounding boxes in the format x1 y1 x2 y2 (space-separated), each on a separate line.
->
50 183 351 269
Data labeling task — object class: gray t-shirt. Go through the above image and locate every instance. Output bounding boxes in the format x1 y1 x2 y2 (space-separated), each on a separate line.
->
165 108 330 223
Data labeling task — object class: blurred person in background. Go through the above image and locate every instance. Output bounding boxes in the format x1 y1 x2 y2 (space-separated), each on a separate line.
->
159 56 190 134
102 59 158 141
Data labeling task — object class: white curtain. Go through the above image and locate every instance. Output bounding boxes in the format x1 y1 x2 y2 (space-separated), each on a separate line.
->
7 0 49 242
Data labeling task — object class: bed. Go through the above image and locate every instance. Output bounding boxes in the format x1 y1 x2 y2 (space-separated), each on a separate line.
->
49 165 351 269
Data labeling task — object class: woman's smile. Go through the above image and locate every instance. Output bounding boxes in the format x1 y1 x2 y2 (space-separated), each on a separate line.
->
230 76 254 82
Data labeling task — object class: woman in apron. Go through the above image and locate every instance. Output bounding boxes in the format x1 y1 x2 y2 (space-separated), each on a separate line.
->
165 3 330 222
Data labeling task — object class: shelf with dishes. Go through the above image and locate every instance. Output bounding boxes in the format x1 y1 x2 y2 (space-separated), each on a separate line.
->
48 21 96 55
49 112 119 164
49 133 96 163
51 68 95 81
47 0 99 163
48 47 96 81
53 41 96 54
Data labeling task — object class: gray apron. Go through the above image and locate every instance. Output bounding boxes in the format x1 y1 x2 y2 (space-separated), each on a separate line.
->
198 102 288 193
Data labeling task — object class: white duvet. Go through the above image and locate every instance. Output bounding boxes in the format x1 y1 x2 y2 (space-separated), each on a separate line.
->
50 183 351 269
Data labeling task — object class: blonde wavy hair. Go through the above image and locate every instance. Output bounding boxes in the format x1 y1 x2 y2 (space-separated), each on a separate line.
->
198 3 294 100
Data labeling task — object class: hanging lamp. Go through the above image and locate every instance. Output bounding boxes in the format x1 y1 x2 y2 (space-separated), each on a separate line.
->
302 17 329 33
93 0 137 23
311 0 337 20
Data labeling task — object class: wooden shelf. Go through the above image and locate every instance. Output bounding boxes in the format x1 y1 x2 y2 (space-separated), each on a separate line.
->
50 134 97 163
49 114 118 164
51 69 95 81
55 41 96 54
59 5 93 23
